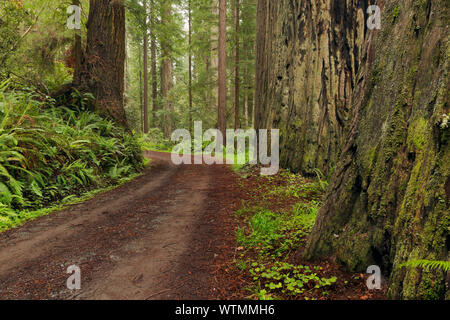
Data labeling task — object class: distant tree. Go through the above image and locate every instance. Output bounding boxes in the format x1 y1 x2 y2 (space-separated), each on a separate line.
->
218 0 227 138
161 0 175 137
234 0 240 130
150 0 158 127
143 0 149 133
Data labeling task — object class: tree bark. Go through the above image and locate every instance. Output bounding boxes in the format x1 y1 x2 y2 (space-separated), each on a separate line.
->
139 50 144 132
161 1 174 137
218 0 227 140
209 0 219 112
77 0 127 127
254 0 267 129
244 87 248 127
72 0 82 86
188 0 193 133
143 0 149 133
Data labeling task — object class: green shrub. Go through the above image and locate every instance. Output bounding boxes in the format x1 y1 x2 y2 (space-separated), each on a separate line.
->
237 203 319 258
249 261 337 299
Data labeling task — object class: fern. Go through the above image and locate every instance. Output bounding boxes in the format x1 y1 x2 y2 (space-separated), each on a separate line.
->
0 83 144 220
313 168 329 192
399 259 450 272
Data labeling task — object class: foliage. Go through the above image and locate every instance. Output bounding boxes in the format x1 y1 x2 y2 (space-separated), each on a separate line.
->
237 203 318 258
233 167 341 300
139 128 175 151
0 81 144 230
0 0 87 93
249 261 337 299
266 170 326 200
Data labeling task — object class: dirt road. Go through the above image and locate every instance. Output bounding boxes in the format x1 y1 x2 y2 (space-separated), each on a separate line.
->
0 151 241 300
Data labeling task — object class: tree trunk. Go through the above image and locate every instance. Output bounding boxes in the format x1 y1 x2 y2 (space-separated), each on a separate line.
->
256 0 449 299
188 0 193 133
254 0 267 130
150 0 158 127
234 0 240 130
143 0 149 133
243 31 249 128
139 49 144 133
161 1 174 138
218 0 227 140
244 87 248 127
72 0 82 86
210 0 219 112
140 70 144 132
77 0 127 127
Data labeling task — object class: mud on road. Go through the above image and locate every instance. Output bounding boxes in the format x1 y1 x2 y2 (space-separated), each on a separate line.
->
0 151 242 300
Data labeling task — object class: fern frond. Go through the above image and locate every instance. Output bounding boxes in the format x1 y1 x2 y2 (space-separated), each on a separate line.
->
399 259 450 272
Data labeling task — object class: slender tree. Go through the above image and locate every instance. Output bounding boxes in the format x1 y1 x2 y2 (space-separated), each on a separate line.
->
161 0 174 137
188 0 193 133
143 0 149 133
150 0 158 127
210 0 219 112
72 0 82 86
218 0 227 139
254 0 266 129
234 0 240 130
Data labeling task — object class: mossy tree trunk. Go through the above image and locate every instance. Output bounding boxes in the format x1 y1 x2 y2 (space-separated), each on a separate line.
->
76 0 127 127
255 0 368 176
256 0 449 299
305 0 449 300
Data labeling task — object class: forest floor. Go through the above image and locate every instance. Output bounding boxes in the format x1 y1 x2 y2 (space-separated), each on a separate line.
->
0 151 386 300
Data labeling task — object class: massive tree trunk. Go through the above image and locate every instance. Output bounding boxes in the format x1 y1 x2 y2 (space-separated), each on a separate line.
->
255 0 366 176
72 0 82 86
218 0 227 139
256 0 449 299
77 0 127 127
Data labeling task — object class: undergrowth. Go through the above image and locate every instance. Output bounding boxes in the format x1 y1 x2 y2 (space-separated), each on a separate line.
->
233 168 338 300
0 81 144 231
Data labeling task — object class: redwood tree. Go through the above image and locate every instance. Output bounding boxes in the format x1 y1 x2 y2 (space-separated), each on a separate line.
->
76 0 128 127
143 0 149 133
234 0 240 130
218 0 227 139
161 0 174 137
150 0 158 127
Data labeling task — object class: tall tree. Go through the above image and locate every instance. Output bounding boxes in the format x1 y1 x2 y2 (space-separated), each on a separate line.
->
217 0 227 139
150 0 158 127
139 59 144 132
143 0 149 133
234 0 240 130
72 0 82 86
76 0 127 127
254 0 267 129
188 0 193 133
210 0 219 113
161 0 174 137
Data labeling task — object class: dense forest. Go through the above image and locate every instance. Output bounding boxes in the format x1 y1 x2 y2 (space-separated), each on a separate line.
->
0 0 448 302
